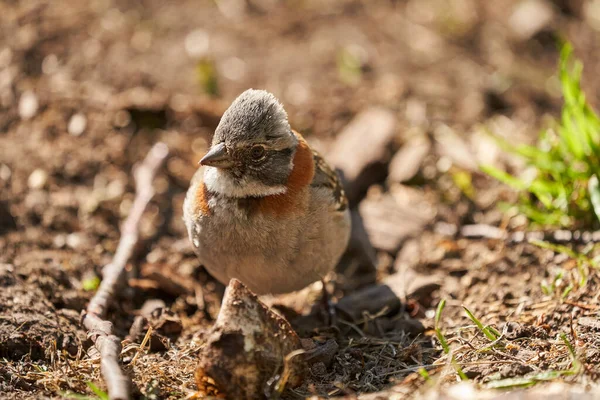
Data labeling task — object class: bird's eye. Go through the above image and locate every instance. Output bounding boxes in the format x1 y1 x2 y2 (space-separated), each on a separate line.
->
250 145 266 160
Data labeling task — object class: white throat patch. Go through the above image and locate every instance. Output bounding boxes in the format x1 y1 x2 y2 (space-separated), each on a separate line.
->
203 167 287 198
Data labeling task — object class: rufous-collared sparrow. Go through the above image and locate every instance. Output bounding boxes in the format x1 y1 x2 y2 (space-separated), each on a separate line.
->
183 89 351 295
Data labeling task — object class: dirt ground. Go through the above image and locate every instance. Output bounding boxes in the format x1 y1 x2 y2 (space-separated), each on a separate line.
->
2 0 600 399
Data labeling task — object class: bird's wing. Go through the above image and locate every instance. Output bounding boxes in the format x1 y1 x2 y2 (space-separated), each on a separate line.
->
310 147 348 212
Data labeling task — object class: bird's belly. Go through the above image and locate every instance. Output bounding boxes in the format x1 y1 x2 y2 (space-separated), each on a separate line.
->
202 251 323 295
191 217 333 295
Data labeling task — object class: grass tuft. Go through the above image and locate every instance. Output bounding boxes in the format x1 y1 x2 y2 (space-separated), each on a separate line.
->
531 239 595 298
196 59 219 96
482 42 600 228
434 299 468 381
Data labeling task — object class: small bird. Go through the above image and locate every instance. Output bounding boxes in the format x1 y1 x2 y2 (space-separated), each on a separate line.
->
183 89 351 295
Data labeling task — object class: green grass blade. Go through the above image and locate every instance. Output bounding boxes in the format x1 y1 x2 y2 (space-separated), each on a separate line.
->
588 175 600 224
418 367 431 382
86 383 109 400
487 370 564 389
480 165 527 191
435 299 446 328
462 306 498 341
559 332 581 373
529 239 579 259
434 299 468 381
434 299 450 353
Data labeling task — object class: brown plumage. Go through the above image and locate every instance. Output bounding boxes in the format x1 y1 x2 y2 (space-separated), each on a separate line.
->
257 132 315 216
183 89 351 295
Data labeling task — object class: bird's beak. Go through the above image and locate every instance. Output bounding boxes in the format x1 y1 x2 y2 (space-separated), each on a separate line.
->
199 142 234 168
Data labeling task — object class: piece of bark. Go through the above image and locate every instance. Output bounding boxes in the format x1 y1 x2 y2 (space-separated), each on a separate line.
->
359 188 434 253
388 135 431 183
336 272 441 322
328 107 397 206
196 279 305 399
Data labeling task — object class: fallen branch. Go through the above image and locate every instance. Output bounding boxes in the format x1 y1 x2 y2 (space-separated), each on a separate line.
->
82 143 169 400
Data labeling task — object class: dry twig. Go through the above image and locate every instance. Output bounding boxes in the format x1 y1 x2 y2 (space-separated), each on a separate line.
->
82 143 169 400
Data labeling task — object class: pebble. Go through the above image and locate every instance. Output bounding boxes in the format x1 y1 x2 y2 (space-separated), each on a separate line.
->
53 234 66 248
68 113 87 136
66 233 84 249
509 0 554 40
28 169 48 189
184 29 209 58
0 164 11 181
19 91 39 120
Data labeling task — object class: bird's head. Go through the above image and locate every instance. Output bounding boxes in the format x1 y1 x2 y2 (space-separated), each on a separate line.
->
201 89 299 198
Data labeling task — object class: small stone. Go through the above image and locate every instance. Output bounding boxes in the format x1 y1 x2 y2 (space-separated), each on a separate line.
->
585 2 600 30
68 113 87 136
19 91 39 120
28 169 48 190
184 29 209 58
66 233 84 249
53 234 67 248
0 164 11 181
509 0 554 40
41 54 59 75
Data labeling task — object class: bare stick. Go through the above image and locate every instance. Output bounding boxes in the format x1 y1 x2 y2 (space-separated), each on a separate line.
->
82 143 169 400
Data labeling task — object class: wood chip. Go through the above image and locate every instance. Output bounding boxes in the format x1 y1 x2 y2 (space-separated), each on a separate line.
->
359 187 435 253
388 135 431 183
336 271 441 322
328 107 397 205
434 124 478 172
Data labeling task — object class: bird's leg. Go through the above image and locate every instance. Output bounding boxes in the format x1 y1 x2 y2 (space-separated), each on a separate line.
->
321 278 337 326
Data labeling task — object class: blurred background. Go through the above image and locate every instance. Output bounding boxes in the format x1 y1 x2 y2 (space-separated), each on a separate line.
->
3 0 600 398
3 0 600 247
